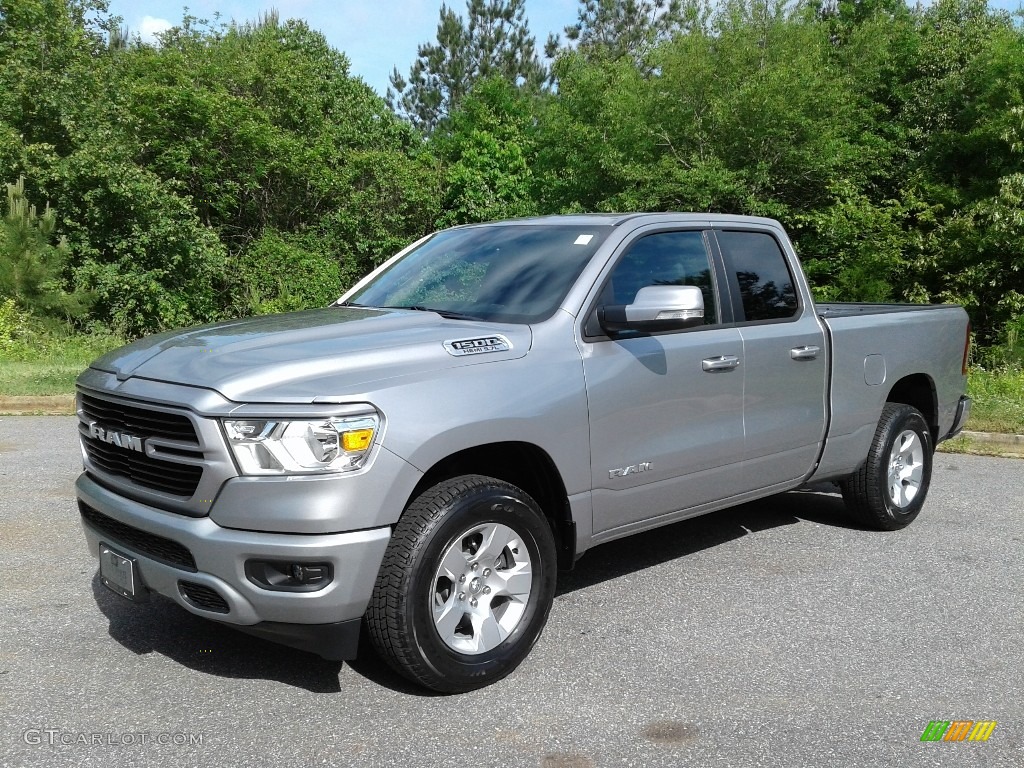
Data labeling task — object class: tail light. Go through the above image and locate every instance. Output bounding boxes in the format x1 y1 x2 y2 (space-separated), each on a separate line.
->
962 321 972 376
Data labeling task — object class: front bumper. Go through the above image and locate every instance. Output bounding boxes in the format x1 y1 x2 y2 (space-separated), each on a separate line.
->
77 473 390 660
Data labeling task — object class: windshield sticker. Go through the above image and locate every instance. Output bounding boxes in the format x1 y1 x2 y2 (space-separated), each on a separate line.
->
443 336 512 357
574 234 594 245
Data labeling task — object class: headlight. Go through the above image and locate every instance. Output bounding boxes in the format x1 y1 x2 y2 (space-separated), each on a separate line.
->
222 414 380 475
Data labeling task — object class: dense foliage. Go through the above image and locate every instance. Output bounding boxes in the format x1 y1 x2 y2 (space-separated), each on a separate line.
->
1 0 1022 364
388 0 547 133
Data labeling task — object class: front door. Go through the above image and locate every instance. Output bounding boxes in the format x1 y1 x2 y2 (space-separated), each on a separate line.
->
582 228 747 536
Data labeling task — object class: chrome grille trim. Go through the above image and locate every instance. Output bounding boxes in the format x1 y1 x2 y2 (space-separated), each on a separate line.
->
81 435 203 496
80 392 197 442
76 388 238 517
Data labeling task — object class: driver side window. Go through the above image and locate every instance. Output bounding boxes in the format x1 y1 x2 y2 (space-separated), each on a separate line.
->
602 231 718 324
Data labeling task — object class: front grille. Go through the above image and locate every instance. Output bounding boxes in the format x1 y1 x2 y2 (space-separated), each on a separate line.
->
79 392 205 498
80 501 197 571
82 437 203 497
80 393 198 442
178 581 230 613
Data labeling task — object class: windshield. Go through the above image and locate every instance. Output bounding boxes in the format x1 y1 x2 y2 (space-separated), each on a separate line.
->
346 224 612 324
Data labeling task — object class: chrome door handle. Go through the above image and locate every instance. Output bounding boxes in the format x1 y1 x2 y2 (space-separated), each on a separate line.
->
702 355 740 372
790 345 821 361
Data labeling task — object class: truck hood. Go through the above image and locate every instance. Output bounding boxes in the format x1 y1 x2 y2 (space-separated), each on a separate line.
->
88 307 531 403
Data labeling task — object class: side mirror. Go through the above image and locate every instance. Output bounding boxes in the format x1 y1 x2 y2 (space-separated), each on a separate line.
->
599 285 705 334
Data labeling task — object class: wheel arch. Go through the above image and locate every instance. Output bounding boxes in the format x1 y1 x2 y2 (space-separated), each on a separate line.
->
407 441 576 570
886 373 938 445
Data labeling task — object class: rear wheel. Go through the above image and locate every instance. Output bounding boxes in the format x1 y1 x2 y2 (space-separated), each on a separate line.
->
366 474 557 693
840 403 933 530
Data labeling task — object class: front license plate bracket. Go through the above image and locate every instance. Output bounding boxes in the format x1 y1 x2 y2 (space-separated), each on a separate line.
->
99 543 149 602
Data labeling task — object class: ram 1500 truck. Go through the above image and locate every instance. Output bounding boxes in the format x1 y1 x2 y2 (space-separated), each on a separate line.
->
75 213 971 692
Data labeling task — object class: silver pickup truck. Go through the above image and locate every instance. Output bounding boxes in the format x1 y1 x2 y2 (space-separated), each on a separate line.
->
75 213 971 692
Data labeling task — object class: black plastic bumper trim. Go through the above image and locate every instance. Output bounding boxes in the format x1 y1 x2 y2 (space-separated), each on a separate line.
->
226 617 362 661
943 395 972 442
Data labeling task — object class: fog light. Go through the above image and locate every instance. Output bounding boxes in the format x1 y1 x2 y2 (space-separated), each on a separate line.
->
290 563 328 584
245 560 334 592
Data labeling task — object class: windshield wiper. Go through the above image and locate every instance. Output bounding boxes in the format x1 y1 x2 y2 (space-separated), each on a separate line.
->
384 305 483 321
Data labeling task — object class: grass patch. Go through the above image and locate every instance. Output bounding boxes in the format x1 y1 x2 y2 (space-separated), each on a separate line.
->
0 332 124 396
938 434 1023 458
967 367 1024 435
0 361 90 396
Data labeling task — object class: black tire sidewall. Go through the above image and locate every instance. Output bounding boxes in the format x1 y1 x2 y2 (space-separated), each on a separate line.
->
874 406 933 525
403 483 557 691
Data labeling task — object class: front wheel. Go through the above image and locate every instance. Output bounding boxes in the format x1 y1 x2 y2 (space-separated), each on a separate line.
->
840 403 933 530
366 474 557 693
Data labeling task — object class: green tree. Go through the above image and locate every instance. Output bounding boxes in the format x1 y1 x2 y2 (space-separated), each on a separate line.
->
122 15 436 309
556 0 706 62
0 176 90 319
536 1 875 215
0 0 116 154
0 9 438 334
5 0 1024 358
388 0 547 133
433 77 538 227
535 0 927 309
883 0 1024 344
52 148 228 336
531 52 649 213
927 105 1024 349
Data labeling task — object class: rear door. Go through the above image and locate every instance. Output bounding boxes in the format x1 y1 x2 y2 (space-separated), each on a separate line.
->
581 226 747 535
710 227 828 488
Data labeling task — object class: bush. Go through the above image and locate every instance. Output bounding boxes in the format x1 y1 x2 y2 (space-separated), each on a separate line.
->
0 297 30 355
973 313 1024 370
228 229 341 315
0 299 124 363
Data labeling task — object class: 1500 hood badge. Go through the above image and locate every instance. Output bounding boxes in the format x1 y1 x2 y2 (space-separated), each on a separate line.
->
443 335 512 357
88 422 145 453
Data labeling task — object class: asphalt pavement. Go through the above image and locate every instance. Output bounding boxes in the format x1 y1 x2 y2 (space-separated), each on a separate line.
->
0 416 1021 767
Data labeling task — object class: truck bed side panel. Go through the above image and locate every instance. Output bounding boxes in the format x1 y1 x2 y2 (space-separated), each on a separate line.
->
811 305 968 482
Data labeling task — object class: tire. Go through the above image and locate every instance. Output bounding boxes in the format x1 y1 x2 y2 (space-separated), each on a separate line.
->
366 474 557 693
840 403 933 530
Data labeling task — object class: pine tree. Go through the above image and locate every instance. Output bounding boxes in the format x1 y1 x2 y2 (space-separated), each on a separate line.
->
554 0 700 62
0 177 90 319
388 0 547 134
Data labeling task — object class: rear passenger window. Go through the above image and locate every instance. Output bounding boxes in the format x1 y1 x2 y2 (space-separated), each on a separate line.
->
602 231 717 325
717 231 798 321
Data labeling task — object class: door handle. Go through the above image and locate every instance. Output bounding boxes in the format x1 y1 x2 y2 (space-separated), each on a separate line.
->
790 345 821 361
702 355 740 372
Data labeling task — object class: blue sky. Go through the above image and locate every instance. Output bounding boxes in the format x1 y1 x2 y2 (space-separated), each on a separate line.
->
106 0 1022 98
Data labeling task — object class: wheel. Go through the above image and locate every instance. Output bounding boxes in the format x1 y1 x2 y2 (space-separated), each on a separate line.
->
366 474 557 693
840 403 933 530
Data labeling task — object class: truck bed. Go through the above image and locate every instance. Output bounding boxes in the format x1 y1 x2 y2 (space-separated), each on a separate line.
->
810 302 969 483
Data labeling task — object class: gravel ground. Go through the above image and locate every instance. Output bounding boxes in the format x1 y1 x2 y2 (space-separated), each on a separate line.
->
0 416 1021 768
